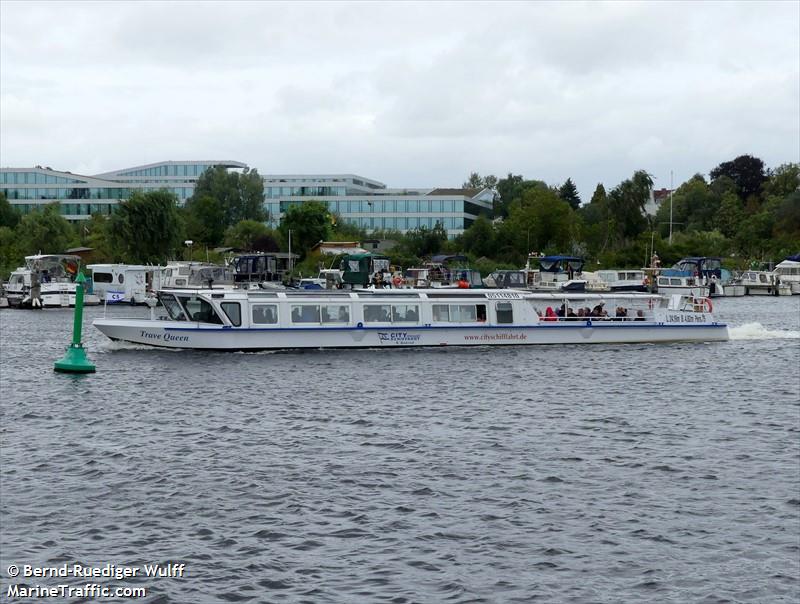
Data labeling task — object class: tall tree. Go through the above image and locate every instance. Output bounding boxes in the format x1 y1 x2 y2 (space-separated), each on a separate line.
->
607 170 652 243
184 194 225 246
278 201 331 260
189 166 266 228
558 178 581 210
109 190 184 263
224 220 278 251
403 222 448 258
15 203 75 255
710 154 766 202
461 214 496 258
0 193 21 229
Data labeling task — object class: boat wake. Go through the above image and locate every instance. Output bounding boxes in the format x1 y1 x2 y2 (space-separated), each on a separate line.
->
729 322 800 340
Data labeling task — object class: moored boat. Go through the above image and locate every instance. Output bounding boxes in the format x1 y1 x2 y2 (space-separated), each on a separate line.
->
737 270 792 296
5 254 101 308
774 255 800 294
93 288 728 350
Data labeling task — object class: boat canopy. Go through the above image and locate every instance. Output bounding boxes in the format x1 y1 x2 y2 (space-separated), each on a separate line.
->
785 253 800 262
338 253 391 286
430 254 468 265
538 256 584 272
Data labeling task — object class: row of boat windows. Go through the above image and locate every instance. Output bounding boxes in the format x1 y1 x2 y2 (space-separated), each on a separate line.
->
164 297 515 326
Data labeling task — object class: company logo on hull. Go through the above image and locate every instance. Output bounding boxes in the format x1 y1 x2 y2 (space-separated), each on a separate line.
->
377 331 421 344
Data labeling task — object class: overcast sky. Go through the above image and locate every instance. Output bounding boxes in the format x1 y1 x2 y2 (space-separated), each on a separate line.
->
1 1 798 201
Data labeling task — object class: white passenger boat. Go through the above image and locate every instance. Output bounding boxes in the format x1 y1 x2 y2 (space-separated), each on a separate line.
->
93 288 728 350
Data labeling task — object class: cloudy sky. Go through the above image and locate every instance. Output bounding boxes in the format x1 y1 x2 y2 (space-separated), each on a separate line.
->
1 1 798 201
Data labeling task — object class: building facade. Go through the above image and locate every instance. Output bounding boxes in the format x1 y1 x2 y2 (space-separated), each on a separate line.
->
264 174 493 236
2 164 493 236
0 160 246 221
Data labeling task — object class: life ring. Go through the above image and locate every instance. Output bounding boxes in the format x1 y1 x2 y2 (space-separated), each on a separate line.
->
700 297 713 313
392 276 403 287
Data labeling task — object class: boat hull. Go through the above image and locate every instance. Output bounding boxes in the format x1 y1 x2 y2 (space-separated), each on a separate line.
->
94 318 729 350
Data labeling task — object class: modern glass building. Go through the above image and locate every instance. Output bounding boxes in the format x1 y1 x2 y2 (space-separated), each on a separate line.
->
263 174 493 236
2 163 494 236
0 160 247 221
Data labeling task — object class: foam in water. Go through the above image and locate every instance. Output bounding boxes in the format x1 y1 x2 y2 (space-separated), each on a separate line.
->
729 322 800 340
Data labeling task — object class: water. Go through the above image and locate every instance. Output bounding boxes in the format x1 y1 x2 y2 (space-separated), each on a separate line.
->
1 297 798 603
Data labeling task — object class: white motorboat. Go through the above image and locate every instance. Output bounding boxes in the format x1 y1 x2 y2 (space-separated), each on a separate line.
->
5 255 101 308
93 288 728 350
655 273 710 298
738 271 792 296
87 264 163 304
774 257 800 294
596 269 648 292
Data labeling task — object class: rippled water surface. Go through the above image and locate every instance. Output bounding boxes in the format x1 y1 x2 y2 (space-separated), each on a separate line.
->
1 296 799 603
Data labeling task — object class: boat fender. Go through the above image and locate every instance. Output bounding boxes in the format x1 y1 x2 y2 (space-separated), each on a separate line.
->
357 322 364 329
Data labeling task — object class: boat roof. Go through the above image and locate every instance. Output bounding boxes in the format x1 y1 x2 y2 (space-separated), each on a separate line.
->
540 255 583 262
158 287 661 301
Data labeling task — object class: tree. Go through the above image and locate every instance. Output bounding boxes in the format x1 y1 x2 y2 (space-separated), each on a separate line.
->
0 193 21 229
0 226 22 280
82 213 115 262
495 173 549 218
710 154 766 203
461 214 496 258
190 166 266 228
224 220 278 251
402 222 448 258
607 170 652 244
278 201 331 260
714 192 745 239
763 163 800 199
109 190 184 263
558 177 581 210
15 203 75 255
462 172 498 190
184 194 225 246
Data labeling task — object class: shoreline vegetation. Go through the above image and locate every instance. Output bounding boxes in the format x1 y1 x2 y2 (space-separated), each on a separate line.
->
1 155 797 280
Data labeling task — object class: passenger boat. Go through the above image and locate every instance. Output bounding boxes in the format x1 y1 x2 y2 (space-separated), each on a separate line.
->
5 254 101 308
92 288 729 350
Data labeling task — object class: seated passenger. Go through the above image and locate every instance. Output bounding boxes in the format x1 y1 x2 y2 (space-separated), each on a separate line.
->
567 307 577 319
635 310 645 321
544 307 557 321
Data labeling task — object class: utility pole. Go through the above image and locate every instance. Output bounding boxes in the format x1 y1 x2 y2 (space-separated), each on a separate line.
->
669 170 674 245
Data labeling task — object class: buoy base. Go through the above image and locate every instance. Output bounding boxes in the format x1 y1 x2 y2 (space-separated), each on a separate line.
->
54 344 96 373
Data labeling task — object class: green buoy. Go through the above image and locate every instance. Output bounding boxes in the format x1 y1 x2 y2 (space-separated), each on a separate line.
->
54 271 96 373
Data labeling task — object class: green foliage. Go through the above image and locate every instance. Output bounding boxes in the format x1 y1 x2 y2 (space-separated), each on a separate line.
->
189 166 266 229
607 170 652 243
710 154 766 203
494 173 549 218
15 203 76 255
715 192 745 239
224 220 279 252
764 163 800 199
0 226 22 280
278 201 331 260
401 222 448 258
461 214 496 258
184 194 225 246
558 178 581 210
463 172 498 189
0 193 21 229
82 213 115 262
109 190 184 263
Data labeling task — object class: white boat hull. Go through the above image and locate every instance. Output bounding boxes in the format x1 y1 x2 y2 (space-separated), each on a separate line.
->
94 318 729 350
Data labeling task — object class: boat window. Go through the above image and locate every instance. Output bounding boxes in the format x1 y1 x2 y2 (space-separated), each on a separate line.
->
118 273 124 284
364 304 392 322
175 279 187 286
759 274 768 283
496 302 513 324
392 304 419 323
94 272 113 283
508 273 525 286
221 302 242 327
252 304 278 324
179 296 223 324
179 267 190 276
450 304 477 322
670 278 680 285
160 293 187 321
165 269 173 277
322 305 350 324
432 304 449 322
291 304 321 323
